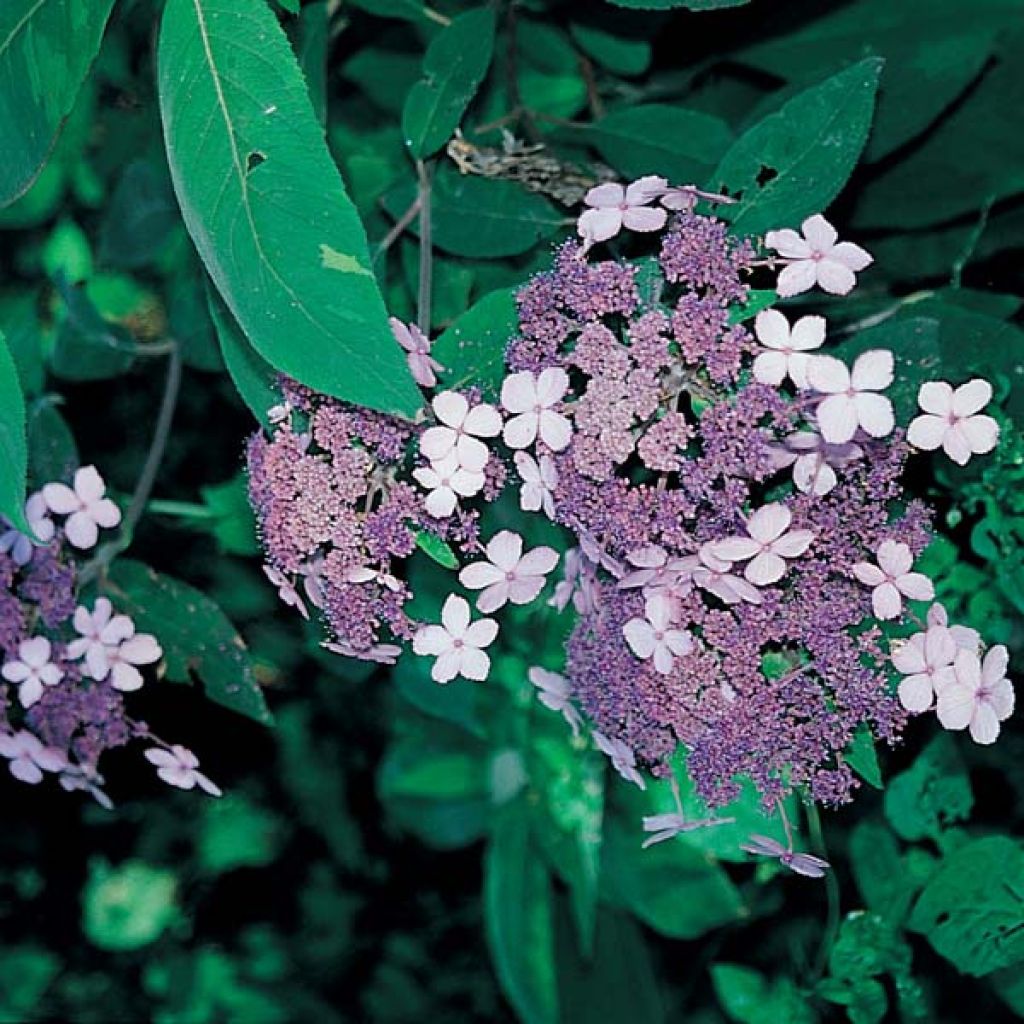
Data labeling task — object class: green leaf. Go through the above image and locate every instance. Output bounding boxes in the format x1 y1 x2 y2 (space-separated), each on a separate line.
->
485 799 559 1024
431 286 518 396
105 558 273 725
0 0 116 206
402 7 496 159
850 821 916 923
0 331 29 532
292 0 328 126
198 473 261 556
585 104 733 182
83 860 178 952
49 275 136 382
26 396 78 490
99 158 179 270
414 529 460 569
157 0 422 418
846 724 883 789
712 964 815 1024
728 288 777 325
712 58 882 235
569 21 652 77
909 836 1024 976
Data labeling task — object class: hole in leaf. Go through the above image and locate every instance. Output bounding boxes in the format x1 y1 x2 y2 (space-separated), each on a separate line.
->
756 165 778 187
246 151 267 174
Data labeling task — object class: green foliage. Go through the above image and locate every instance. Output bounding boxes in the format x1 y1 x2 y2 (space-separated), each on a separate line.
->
0 331 29 531
431 286 519 395
712 964 815 1024
82 860 179 951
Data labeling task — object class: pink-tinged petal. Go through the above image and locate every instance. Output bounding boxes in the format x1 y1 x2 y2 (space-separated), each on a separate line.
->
455 434 490 472
969 703 1001 744
506 576 545 606
420 425 457 461
65 637 90 661
144 748 177 770
19 678 43 708
982 645 1010 686
711 537 761 562
753 350 788 387
536 367 569 407
42 481 79 515
408 352 438 388
816 395 859 444
460 562 506 590
952 379 992 418
424 487 457 518
432 390 469 428
1 661 29 683
852 350 894 392
747 503 790 543
412 464 441 490
624 618 656 659
645 593 674 630
90 499 121 529
458 647 491 681
441 594 471 638
936 685 974 730
38 664 63 687
519 483 543 513
100 615 135 645
745 551 786 585
390 317 415 353
765 229 812 259
665 630 693 657
806 355 850 395
942 423 974 466
924 628 956 669
801 214 838 251
872 581 902 620
953 649 982 690
30 745 66 773
413 625 452 656
517 546 559 577
450 468 485 498
64 511 99 550
729 577 764 605
652 645 674 675
578 206 623 243
195 772 223 797
624 175 667 204
907 414 947 451
432 649 462 684
21 636 52 667
898 674 935 713
852 561 885 586
628 545 667 570
897 572 934 602
986 678 1015 720
464 618 498 649
514 451 540 484
74 466 107 503
120 635 162 666
877 540 912 577
538 410 572 452
785 852 830 878
793 454 836 495
754 309 791 350
10 759 44 784
502 412 539 450
487 530 524 571
790 315 827 352
772 529 813 558
775 260 817 297
917 381 954 416
741 834 787 858
110 662 144 692
961 415 999 455
476 581 511 613
463 403 503 437
622 205 667 233
892 638 927 675
584 182 625 208
816 258 857 295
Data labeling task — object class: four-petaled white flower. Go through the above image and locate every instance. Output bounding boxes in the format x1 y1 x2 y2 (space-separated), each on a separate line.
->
623 593 693 674
768 430 863 497
852 540 933 620
709 503 814 586
907 379 1000 466
0 492 55 566
0 730 66 784
67 597 162 691
514 451 558 519
42 465 121 550
577 176 668 246
322 639 402 664
936 646 1014 745
806 350 895 444
2 637 63 708
144 745 222 795
641 812 734 848
528 667 582 736
501 368 572 452
263 565 309 619
391 317 444 389
618 545 685 592
459 530 559 613
891 624 957 713
593 730 646 790
687 544 764 605
765 214 873 297
419 391 502 471
412 594 499 683
741 834 830 878
413 452 485 518
752 309 826 389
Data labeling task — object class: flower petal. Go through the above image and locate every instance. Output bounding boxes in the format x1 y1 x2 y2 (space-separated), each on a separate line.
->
624 618 656 659
830 241 873 271
816 395 859 444
936 686 975 730
852 349 894 392
538 410 572 452
898 674 934 713
951 378 992 418
745 551 786 585
856 393 895 438
622 205 667 233
64 511 99 550
458 647 491 681
754 309 791 350
917 380 954 416
961 415 999 456
42 482 80 515
872 581 902 620
502 412 539 450
907 414 946 451
764 229 811 259
413 625 452 656
463 403 503 437
432 390 469 428
806 355 850 395
584 182 625 209
441 594 471 638
747 503 790 543
775 260 817 297
815 258 857 295
897 572 934 602
753 350 788 387
801 214 838 251
578 206 622 243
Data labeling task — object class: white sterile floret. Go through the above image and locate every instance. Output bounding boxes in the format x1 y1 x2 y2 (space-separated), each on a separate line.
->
891 624 957 713
577 176 668 246
806 350 895 444
528 667 582 736
936 646 1014 745
419 390 502 471
0 493 55 566
709 503 814 586
42 465 121 550
412 594 499 684
752 309 826 389
765 214 873 297
413 452 485 518
1 637 63 708
501 368 573 452
593 730 646 790
0 730 66 785
768 430 862 497
144 745 222 795
263 565 309 619
852 540 933 620
66 597 162 692
459 530 559 613
907 379 1000 466
514 451 558 518
623 593 693 675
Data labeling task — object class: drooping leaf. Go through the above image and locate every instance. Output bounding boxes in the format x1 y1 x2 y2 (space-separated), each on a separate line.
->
712 58 882 235
157 0 422 417
0 331 29 532
105 559 272 725
0 0 116 206
402 7 496 159
414 529 460 569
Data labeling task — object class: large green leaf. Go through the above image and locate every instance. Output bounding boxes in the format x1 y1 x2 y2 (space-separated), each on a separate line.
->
431 286 518 396
402 6 496 159
105 559 273 725
0 0 115 206
157 0 422 418
0 331 29 532
712 58 882 235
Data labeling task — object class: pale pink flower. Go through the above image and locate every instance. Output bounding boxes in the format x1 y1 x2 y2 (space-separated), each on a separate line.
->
907 379 1000 466
548 548 599 615
322 639 402 664
767 430 863 497
501 368 572 452
66 598 161 691
891 625 957 712
42 465 121 550
59 763 114 809
419 391 502 471
528 667 582 736
926 603 980 652
412 594 498 683
936 646 1014 745
2 637 63 708
593 730 646 790
263 565 309 619
0 729 66 785
459 530 559 613
709 503 813 586
104 634 162 693
618 545 680 591
852 540 933 620
514 451 558 518
144 745 222 795
391 317 444 389
686 545 763 605
752 309 825 389
641 812 734 848
344 565 402 591
765 214 873 297
659 184 736 211
623 593 693 675
413 452 485 518
806 350 894 444
577 176 668 245
741 834 830 878
0 493 55 566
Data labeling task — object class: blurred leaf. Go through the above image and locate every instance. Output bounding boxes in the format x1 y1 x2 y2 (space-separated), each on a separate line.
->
432 286 518 396
82 860 178 952
106 559 273 725
41 217 93 282
0 0 116 206
569 21 651 77
713 58 882 235
712 964 815 1024
26 396 78 489
99 158 179 269
0 947 60 1020
850 821 916 923
0 331 29 532
0 291 44 396
199 473 260 556
342 46 422 116
158 0 422 417
198 794 286 875
49 275 136 382
170 265 224 373
402 7 496 159
382 750 488 800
